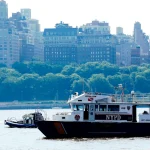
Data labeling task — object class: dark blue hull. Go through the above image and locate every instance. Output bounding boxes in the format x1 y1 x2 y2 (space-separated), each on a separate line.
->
37 121 150 138
4 120 37 128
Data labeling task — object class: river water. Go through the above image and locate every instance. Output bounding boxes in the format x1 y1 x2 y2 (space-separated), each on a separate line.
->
0 109 150 150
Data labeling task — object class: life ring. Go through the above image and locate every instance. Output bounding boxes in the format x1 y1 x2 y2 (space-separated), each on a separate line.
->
75 115 80 121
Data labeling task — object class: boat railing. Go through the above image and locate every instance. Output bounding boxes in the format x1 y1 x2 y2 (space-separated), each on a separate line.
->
84 92 150 103
7 117 18 122
114 93 150 103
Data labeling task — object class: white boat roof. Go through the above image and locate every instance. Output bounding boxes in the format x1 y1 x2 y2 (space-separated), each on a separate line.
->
68 92 112 104
67 92 150 106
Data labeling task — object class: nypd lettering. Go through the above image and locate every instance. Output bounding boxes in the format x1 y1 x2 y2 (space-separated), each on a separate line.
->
106 115 121 120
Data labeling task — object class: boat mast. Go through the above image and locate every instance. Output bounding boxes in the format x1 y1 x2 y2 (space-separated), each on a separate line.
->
115 84 124 102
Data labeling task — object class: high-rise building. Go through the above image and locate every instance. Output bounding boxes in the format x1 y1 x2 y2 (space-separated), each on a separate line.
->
21 8 31 20
27 19 43 61
43 22 78 64
0 28 20 67
19 30 35 62
116 43 138 66
9 11 43 62
0 0 8 20
44 21 116 65
33 32 44 61
116 27 123 35
80 20 110 35
77 34 116 64
9 12 28 32
77 21 116 64
28 19 40 32
44 22 78 65
131 46 141 65
133 22 149 55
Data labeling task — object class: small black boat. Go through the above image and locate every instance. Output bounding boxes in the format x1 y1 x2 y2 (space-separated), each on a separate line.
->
5 111 44 128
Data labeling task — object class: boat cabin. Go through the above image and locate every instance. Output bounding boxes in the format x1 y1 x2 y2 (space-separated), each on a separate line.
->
23 112 44 124
52 92 131 122
52 92 150 123
23 113 35 124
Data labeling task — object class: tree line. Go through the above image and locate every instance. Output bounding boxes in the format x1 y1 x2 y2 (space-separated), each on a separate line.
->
0 61 150 101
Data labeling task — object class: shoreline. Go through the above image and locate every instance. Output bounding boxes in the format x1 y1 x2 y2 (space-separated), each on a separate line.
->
0 101 69 110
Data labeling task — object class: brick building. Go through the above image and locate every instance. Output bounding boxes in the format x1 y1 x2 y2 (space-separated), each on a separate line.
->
44 21 116 65
44 22 78 65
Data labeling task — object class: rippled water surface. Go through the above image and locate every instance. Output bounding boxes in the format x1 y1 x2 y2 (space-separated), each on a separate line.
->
0 109 150 150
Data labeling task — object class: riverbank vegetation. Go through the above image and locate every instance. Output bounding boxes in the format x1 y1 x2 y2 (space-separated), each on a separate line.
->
0 61 150 101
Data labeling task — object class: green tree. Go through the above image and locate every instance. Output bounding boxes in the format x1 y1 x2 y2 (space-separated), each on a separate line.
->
135 75 150 93
28 61 52 76
119 67 130 74
107 75 122 87
18 74 40 101
61 65 76 75
71 79 90 94
89 74 114 93
143 69 150 80
12 62 30 74
99 61 119 77
129 65 138 73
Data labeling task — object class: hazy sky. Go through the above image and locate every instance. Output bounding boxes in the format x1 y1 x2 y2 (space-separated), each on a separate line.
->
5 0 150 35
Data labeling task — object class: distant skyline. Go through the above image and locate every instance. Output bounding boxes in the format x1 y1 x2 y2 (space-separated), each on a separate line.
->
5 0 150 35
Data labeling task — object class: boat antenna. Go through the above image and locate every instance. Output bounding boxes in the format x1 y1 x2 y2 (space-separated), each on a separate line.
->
115 84 124 102
82 78 84 92
119 84 124 102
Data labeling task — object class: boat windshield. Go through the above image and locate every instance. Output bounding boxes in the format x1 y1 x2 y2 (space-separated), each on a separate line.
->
73 105 84 111
22 114 33 120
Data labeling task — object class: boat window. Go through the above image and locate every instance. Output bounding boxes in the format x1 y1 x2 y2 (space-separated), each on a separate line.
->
90 105 94 111
99 105 107 111
73 105 83 111
95 105 99 111
78 100 82 102
77 105 83 111
108 105 119 111
73 105 77 111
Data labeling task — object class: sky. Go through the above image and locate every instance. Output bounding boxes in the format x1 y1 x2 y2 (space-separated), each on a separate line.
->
5 0 150 35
